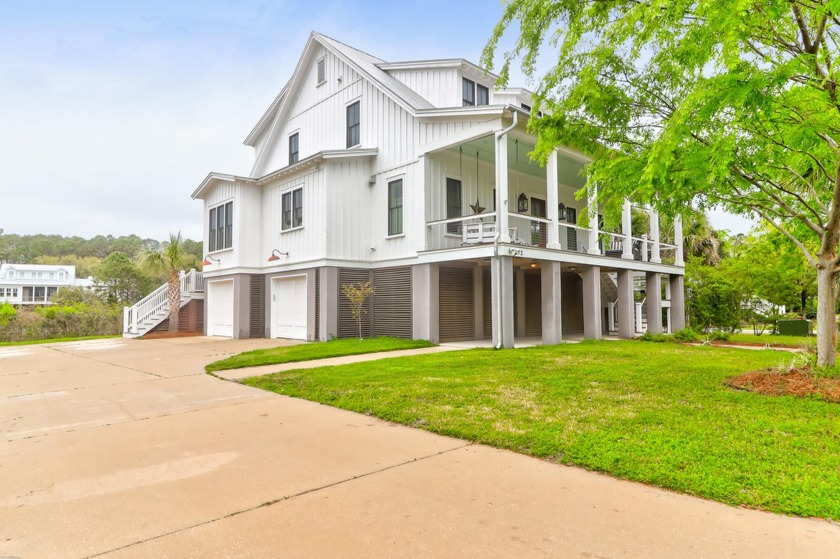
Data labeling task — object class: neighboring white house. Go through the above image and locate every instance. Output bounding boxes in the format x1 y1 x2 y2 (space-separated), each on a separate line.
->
0 263 93 305
181 32 686 346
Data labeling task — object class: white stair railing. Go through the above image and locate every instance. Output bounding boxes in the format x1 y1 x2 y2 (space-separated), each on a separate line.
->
123 269 203 336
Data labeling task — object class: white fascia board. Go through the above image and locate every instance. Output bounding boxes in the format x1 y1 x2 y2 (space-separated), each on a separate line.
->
378 59 464 71
191 172 253 200
251 148 378 187
320 148 379 161
416 105 507 121
243 86 290 147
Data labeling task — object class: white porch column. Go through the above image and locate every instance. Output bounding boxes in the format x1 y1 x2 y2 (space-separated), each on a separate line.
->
650 208 661 263
541 261 563 344
617 269 635 339
674 214 685 266
587 182 600 254
546 150 561 249
495 133 511 243
491 255 515 348
582 266 602 339
622 199 633 259
670 274 686 331
645 272 663 334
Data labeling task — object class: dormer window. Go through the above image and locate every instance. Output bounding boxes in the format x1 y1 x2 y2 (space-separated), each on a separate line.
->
7 270 14 280
463 78 489 107
316 57 326 86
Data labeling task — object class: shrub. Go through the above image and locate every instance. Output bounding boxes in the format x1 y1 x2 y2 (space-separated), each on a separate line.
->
639 332 673 343
0 303 16 327
708 330 731 342
673 328 701 342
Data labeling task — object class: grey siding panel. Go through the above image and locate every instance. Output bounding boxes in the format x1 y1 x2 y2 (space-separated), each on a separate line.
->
439 266 474 342
525 272 542 337
249 274 264 338
562 272 584 335
372 267 412 338
338 268 372 338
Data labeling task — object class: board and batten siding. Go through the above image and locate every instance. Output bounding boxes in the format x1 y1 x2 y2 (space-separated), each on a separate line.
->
256 46 419 177
387 68 459 108
262 168 328 266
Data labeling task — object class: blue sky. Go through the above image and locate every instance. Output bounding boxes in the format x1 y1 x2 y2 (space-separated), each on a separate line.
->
0 1 751 241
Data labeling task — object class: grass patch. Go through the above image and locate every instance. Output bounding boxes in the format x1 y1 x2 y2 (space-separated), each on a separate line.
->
0 335 119 347
243 341 840 519
206 336 435 372
728 333 816 347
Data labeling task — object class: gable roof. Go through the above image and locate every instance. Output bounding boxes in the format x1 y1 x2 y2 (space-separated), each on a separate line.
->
244 32 434 149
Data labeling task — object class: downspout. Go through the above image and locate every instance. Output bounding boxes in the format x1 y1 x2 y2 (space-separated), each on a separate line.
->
493 110 518 349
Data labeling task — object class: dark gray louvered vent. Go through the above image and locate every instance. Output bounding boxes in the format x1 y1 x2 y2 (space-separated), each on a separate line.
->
438 266 474 342
561 272 584 335
249 275 264 338
525 272 542 336
372 267 412 339
338 268 372 338
483 269 492 339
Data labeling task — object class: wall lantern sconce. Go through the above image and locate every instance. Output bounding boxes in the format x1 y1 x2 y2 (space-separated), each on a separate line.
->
558 203 567 220
200 255 220 266
529 260 539 269
268 249 289 262
517 192 529 213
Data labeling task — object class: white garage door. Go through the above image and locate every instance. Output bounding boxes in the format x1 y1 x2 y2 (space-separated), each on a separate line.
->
207 280 234 337
271 275 307 340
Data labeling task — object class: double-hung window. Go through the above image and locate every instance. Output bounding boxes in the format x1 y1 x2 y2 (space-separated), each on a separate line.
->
346 101 360 147
446 178 462 234
289 132 299 164
388 179 403 236
463 78 489 106
208 201 233 252
282 187 303 230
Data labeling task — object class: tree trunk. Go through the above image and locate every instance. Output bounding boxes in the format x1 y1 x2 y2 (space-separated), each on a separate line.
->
815 263 837 367
800 289 807 319
168 269 181 334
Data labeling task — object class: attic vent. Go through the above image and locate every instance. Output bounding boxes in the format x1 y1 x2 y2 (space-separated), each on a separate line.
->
316 57 326 85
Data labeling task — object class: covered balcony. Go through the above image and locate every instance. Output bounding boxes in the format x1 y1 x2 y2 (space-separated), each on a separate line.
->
422 134 684 267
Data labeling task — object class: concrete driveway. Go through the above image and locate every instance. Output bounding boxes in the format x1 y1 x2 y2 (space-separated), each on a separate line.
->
0 337 837 558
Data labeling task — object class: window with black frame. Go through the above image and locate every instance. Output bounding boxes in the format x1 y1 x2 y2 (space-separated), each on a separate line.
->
289 132 299 164
388 179 403 236
446 178 462 235
282 187 303 230
346 101 360 147
208 201 233 251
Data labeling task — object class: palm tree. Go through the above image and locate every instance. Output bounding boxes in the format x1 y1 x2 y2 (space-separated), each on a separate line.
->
136 232 191 333
683 212 725 266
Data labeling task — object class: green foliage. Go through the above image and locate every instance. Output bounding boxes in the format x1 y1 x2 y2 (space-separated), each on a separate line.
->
0 298 121 342
685 257 743 331
639 331 674 343
244 341 839 518
483 0 840 365
94 252 154 305
707 331 731 342
673 328 701 343
206 337 435 372
0 302 17 327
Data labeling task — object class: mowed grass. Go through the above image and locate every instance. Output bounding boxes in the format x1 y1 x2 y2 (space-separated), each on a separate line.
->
728 332 817 347
243 341 840 519
0 335 119 347
206 336 435 372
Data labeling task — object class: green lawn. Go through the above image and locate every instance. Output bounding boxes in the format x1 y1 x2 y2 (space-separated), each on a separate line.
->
0 335 120 347
243 341 839 519
728 332 816 347
206 336 436 372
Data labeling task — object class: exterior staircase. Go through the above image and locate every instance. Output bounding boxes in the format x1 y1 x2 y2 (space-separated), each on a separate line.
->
122 270 204 338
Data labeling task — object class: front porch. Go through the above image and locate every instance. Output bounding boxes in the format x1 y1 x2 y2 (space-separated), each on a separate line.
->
412 256 686 348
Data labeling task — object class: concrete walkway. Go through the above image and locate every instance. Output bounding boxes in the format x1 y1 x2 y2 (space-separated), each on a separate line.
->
0 337 837 558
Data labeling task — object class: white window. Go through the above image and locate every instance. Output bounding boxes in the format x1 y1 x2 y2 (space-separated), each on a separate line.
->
316 57 326 85
58 271 66 281
7 270 14 280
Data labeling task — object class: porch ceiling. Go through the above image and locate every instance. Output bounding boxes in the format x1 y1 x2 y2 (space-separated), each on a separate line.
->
447 136 587 189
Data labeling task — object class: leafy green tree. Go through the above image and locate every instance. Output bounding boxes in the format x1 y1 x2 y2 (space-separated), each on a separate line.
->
685 258 745 332
340 281 374 339
485 0 840 365
136 232 191 333
94 252 154 305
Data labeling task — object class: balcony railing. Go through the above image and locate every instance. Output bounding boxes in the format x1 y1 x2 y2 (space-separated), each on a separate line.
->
425 212 681 265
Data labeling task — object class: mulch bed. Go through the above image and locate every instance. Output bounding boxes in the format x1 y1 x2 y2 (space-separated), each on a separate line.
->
726 368 840 403
142 331 204 340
